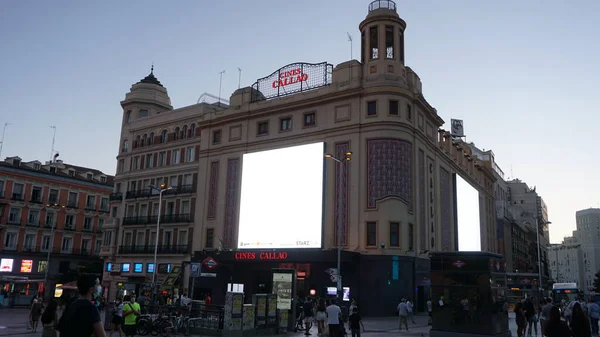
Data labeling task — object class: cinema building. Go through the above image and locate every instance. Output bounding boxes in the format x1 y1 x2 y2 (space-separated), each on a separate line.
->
102 0 498 315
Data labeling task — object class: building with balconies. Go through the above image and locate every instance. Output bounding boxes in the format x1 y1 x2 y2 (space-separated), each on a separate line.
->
0 155 113 301
102 0 500 315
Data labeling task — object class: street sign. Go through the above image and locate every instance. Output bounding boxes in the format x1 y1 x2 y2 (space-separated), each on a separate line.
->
191 263 201 278
325 268 338 275
200 273 217 278
330 275 338 282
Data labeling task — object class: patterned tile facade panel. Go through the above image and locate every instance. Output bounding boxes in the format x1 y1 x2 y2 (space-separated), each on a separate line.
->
223 158 240 248
367 139 413 209
439 167 452 251
427 157 435 249
418 150 426 250
334 142 350 246
207 161 219 219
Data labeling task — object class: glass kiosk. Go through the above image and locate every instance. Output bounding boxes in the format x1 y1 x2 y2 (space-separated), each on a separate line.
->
430 252 510 337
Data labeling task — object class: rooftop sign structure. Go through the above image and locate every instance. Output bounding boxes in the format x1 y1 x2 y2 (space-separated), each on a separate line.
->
251 62 333 102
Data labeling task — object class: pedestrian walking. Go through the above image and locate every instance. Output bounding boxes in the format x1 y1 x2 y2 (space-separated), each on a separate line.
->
397 298 409 332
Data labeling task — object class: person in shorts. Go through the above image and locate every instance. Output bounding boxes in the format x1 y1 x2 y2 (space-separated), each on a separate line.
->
122 295 140 337
304 297 314 335
110 297 124 337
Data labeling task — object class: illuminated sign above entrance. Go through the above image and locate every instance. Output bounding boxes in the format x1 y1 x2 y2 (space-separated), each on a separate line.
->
251 62 333 102
234 252 289 261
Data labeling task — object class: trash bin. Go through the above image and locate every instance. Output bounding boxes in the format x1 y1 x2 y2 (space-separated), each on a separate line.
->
104 302 115 331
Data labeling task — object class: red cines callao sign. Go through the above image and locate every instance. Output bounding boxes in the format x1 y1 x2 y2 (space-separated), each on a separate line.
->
234 251 289 261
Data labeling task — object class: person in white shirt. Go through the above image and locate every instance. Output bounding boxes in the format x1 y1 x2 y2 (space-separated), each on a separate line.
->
406 299 416 324
397 299 409 331
326 299 342 337
427 299 433 325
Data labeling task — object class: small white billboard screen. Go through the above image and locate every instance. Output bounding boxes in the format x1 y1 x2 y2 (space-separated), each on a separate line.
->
237 142 324 249
456 175 481 251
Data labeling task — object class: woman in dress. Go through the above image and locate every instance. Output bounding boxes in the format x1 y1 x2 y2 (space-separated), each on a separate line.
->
40 299 58 337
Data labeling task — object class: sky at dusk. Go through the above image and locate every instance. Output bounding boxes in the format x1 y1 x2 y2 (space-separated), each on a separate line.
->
1 0 599 243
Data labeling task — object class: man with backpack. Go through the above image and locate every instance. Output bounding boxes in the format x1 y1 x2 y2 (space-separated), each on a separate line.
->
57 274 106 337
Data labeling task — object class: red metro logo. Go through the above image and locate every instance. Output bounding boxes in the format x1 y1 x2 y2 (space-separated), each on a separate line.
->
272 68 309 88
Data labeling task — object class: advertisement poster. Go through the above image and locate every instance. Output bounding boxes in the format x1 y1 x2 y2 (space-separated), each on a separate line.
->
243 304 255 330
257 296 267 318
0 258 13 272
20 260 33 273
232 293 243 316
272 273 292 310
267 294 277 317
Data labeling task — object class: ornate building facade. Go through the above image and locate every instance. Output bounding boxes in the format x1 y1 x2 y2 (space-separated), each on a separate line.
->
102 0 497 315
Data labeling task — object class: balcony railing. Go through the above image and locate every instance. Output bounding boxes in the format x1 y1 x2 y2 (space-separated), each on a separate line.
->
30 196 43 204
64 225 76 231
6 220 21 227
126 190 152 199
11 193 24 201
118 245 190 254
85 204 96 211
122 213 192 225
66 201 78 208
109 193 123 201
26 222 39 228
125 185 196 200
0 244 101 256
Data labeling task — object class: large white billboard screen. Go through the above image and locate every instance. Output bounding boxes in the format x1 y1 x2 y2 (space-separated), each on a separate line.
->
456 175 482 251
237 142 324 249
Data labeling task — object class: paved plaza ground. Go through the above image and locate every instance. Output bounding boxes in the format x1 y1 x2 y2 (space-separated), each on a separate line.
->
0 309 523 337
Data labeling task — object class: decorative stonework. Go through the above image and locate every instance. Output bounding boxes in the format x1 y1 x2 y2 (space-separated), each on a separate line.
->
207 161 219 219
223 159 240 248
440 167 452 251
427 157 435 249
367 139 412 209
334 142 350 246
418 150 426 251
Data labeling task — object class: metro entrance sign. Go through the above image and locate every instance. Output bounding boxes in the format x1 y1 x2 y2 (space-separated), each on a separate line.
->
251 62 333 102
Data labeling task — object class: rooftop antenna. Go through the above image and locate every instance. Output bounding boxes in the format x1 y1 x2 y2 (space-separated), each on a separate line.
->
218 70 226 106
347 32 353 60
0 122 11 160
237 67 242 89
49 126 57 162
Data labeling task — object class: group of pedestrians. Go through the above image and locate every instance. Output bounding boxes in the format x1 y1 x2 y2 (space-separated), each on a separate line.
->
396 298 417 332
298 297 364 337
515 296 600 337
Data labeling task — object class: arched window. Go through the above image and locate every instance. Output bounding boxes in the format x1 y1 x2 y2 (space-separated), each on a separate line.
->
142 134 147 147
135 135 141 148
175 127 180 140
161 130 168 143
122 139 129 152
149 132 155 145
182 126 188 139
125 110 132 124
190 124 196 137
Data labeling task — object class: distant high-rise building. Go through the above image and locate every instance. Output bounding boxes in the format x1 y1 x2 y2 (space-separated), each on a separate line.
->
548 235 584 287
575 208 600 292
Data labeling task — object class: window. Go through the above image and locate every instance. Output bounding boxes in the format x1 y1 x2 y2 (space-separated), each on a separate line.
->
86 195 96 209
183 174 192 186
174 127 181 140
399 28 405 63
182 126 188 139
161 130 168 143
49 167 56 173
370 26 379 59
212 130 222 144
366 222 377 246
186 147 195 162
178 231 188 246
45 212 55 227
38 261 48 273
149 132 155 145
118 159 125 173
125 110 132 123
406 104 412 120
27 210 39 224
280 117 292 131
111 206 118 217
367 101 377 116
139 109 149 118
86 173 93 180
95 240 102 254
136 232 144 246
81 239 91 253
181 200 190 214
67 192 77 207
133 157 140 170
206 228 214 248
100 197 109 211
171 150 180 164
0 180 4 197
103 231 113 246
98 218 104 231
158 152 166 166
4 232 17 249
61 237 72 252
257 121 269 136
84 217 93 231
31 186 42 202
150 232 157 246
12 183 24 200
163 231 172 246
361 30 365 64
146 154 153 168
122 139 129 152
190 124 196 137
123 232 132 246
385 26 394 58
24 234 35 250
8 208 20 224
389 100 399 115
141 134 147 147
303 112 316 127
65 215 74 228
48 189 59 204
390 222 400 247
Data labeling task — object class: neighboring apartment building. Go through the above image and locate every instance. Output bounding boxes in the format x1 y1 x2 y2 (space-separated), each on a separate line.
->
0 156 112 301
101 0 498 315
548 235 585 288
575 208 600 292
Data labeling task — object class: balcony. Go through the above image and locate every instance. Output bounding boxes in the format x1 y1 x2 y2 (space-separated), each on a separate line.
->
11 193 24 201
30 196 43 204
100 207 110 213
85 204 97 211
66 201 78 209
126 189 152 199
83 227 93 233
64 225 76 231
48 197 58 205
109 193 123 201
167 184 195 195
26 222 39 228
6 220 21 227
122 213 192 226
0 245 100 257
118 245 190 254
125 185 196 200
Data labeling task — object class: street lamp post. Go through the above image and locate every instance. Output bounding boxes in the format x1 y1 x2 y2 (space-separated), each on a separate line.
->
324 150 352 302
150 184 172 301
44 203 65 297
